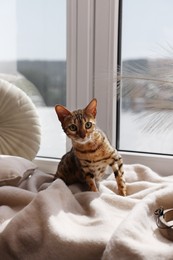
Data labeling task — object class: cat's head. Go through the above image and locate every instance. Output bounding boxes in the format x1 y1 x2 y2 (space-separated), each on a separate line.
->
55 99 97 143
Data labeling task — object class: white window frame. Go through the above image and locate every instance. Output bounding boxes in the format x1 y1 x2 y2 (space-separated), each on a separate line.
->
35 0 173 176
66 0 117 143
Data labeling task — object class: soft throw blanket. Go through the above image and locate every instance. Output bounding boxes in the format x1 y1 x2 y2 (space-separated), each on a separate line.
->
0 163 173 260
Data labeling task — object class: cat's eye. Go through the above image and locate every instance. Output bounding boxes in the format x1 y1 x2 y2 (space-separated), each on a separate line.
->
69 124 77 131
85 122 92 129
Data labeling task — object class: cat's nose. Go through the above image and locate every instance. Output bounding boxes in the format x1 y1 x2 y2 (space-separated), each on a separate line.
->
79 130 86 138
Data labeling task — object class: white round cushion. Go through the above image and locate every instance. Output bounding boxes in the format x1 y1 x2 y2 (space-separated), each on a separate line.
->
0 79 41 160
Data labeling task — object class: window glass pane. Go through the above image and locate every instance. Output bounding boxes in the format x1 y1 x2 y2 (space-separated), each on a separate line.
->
0 0 66 158
119 0 173 155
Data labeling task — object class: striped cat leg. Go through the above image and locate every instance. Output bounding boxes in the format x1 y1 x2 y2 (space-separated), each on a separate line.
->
85 173 98 192
111 156 126 196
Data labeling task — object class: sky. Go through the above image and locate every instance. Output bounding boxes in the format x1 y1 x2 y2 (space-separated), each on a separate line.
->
1 0 173 61
122 0 173 60
0 0 66 61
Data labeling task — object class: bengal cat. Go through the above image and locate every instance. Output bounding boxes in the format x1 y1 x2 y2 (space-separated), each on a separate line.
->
54 98 126 196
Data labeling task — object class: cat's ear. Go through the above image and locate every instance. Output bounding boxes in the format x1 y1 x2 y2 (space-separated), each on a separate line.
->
84 98 97 118
55 105 72 124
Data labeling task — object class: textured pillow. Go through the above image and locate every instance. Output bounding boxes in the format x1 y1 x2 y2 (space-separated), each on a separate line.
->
0 155 37 186
0 78 41 160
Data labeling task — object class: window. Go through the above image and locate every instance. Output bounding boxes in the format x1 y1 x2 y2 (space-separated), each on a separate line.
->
118 0 173 156
2 0 173 175
0 0 66 158
66 0 173 176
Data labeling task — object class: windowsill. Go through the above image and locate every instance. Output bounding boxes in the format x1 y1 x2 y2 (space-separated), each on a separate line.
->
121 151 173 176
34 151 173 177
33 157 59 174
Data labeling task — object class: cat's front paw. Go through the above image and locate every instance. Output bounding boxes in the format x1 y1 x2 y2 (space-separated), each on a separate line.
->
87 180 99 192
118 187 127 196
90 185 99 192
